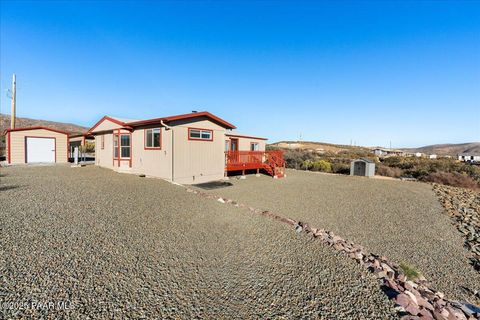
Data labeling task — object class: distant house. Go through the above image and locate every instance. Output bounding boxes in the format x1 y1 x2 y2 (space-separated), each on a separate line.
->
87 111 285 184
458 153 480 163
371 148 404 157
428 154 437 159
372 148 387 157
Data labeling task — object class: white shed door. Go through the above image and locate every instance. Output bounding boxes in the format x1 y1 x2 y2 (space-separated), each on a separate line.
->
26 137 56 163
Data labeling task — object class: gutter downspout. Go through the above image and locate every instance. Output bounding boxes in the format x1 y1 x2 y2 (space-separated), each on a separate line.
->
160 120 174 182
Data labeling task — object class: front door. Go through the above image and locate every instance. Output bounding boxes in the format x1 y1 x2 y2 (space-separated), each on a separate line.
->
354 161 366 176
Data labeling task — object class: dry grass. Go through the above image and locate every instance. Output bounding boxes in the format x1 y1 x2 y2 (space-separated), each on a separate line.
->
422 171 479 190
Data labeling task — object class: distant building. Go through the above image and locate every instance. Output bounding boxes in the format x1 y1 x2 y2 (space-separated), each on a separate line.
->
428 154 437 159
371 147 404 157
458 153 480 163
414 152 424 158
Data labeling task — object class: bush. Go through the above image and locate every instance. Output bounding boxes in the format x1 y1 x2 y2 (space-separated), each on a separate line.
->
312 160 332 172
284 149 311 169
332 162 350 175
422 171 479 189
84 141 95 153
376 165 403 178
302 159 314 170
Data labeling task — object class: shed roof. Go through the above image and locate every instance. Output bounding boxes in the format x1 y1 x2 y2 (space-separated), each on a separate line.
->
352 158 375 163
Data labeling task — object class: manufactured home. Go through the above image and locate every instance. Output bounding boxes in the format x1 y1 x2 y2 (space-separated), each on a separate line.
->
87 111 284 184
458 153 480 163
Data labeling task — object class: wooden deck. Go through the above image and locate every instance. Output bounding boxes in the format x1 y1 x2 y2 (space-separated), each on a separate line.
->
225 151 285 177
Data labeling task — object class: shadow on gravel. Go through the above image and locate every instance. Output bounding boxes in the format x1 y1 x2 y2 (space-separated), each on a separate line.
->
0 185 20 192
194 181 233 190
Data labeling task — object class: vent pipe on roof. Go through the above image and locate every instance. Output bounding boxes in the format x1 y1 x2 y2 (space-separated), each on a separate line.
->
10 74 16 129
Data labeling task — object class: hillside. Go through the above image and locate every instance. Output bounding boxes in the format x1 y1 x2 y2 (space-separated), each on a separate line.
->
270 140 369 154
1 114 88 135
0 114 88 156
402 143 480 156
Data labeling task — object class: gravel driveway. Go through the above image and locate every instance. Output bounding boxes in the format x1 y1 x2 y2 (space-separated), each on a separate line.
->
201 169 480 304
0 166 396 319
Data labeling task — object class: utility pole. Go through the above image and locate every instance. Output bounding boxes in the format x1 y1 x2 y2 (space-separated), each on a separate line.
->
11 74 16 129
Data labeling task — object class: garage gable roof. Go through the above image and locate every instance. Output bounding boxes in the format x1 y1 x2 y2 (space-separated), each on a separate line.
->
3 126 69 136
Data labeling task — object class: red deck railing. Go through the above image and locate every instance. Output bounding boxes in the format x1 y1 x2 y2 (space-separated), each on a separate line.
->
225 150 285 177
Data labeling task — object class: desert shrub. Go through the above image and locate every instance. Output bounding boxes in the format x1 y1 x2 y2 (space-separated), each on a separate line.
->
312 160 332 172
399 262 421 281
376 165 403 178
422 171 479 189
284 149 311 169
302 159 314 170
332 162 350 175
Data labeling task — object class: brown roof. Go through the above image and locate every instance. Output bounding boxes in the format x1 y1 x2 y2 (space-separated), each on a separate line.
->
126 111 236 129
3 126 69 136
87 111 236 133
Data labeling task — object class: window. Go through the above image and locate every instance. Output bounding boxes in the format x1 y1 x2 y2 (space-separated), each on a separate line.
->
120 134 130 158
250 142 259 151
113 134 119 158
225 140 230 152
145 128 161 149
101 135 105 149
188 128 213 141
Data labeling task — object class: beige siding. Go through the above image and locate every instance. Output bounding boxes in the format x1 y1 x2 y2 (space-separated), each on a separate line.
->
95 133 114 169
239 137 266 151
90 119 125 133
8 129 68 164
131 126 172 179
227 136 267 151
171 119 226 184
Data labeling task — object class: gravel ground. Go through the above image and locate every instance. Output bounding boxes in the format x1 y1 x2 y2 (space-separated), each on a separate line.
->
0 166 396 319
201 169 480 304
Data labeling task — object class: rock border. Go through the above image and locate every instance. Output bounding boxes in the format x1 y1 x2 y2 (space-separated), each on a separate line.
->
185 187 480 320
432 183 480 272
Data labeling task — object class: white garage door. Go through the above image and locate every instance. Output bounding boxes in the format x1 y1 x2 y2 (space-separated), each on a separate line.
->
26 137 56 163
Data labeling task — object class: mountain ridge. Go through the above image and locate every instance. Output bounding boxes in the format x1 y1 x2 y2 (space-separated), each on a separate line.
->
270 140 480 156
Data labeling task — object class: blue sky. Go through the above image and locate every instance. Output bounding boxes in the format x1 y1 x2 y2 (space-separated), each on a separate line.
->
1 1 479 147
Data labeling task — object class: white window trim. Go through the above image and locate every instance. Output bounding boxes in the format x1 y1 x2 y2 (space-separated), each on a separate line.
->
145 128 161 149
188 128 213 141
120 134 131 159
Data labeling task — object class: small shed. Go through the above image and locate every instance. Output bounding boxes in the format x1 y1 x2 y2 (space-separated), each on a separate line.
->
4 126 69 164
350 158 375 177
